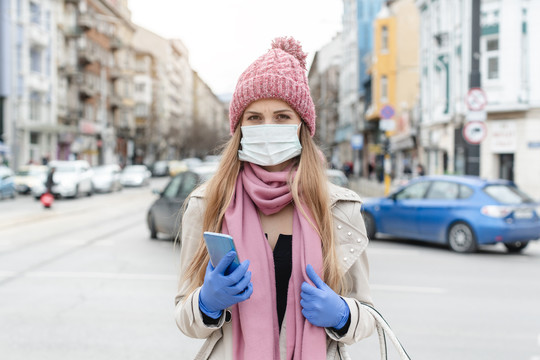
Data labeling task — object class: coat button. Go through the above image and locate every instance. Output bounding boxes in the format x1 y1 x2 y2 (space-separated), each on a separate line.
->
347 231 352 236
343 257 347 262
337 225 342 230
350 248 354 253
357 238 362 243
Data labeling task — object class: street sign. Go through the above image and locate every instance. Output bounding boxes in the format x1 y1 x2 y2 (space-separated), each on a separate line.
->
463 121 487 144
466 88 487 111
466 110 487 122
380 105 395 119
350 134 364 150
379 119 396 132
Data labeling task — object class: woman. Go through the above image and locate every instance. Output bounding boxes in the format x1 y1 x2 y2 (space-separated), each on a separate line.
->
175 37 375 360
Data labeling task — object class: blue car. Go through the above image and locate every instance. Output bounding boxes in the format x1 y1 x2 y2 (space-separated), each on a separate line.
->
361 175 540 253
0 165 16 200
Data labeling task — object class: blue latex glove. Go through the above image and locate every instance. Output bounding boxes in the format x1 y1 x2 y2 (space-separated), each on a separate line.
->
199 251 253 318
300 264 350 329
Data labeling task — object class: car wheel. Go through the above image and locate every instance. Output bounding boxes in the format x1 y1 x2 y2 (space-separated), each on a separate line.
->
448 222 477 253
504 241 529 253
148 213 158 239
362 212 376 240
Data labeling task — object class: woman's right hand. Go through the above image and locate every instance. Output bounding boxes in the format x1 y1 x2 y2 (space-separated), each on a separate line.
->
199 251 253 318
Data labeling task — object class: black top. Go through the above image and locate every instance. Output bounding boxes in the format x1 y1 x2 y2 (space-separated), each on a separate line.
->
272 234 293 331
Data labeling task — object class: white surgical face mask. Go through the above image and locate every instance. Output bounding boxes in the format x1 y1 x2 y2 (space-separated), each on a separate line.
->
238 124 302 166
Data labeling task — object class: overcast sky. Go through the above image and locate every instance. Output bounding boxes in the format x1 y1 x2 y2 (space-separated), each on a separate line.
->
128 0 343 96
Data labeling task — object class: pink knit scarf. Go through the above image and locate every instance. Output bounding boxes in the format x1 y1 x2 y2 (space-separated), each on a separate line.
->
221 162 326 360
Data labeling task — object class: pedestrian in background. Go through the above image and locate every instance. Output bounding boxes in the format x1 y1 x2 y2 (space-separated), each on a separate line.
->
45 167 56 194
416 164 425 176
174 37 376 359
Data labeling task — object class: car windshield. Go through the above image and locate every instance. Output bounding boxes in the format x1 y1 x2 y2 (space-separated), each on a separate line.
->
483 184 534 204
53 164 77 173
124 166 146 173
94 167 113 174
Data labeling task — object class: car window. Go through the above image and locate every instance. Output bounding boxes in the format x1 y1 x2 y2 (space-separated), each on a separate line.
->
459 185 474 199
177 173 198 198
163 175 183 199
395 181 430 200
483 184 534 204
425 181 459 200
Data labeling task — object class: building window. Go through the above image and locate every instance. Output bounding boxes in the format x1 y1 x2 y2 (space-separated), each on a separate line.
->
380 75 388 104
484 37 499 80
30 2 41 25
381 25 388 52
135 83 145 93
135 103 148 117
30 47 41 73
30 132 40 145
30 92 41 121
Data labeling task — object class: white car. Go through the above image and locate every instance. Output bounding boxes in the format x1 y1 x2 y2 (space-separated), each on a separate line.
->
92 164 123 193
32 160 94 199
120 165 151 187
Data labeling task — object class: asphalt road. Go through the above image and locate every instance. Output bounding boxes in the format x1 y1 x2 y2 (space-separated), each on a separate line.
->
0 179 539 360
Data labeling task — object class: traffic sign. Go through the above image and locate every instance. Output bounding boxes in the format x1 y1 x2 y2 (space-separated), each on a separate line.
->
380 105 395 119
466 110 487 122
350 134 364 150
463 121 487 144
466 88 487 111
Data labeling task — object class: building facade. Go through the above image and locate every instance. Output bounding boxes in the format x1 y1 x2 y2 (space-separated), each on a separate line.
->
1 0 58 169
368 0 420 179
308 33 342 161
338 0 383 175
417 0 540 198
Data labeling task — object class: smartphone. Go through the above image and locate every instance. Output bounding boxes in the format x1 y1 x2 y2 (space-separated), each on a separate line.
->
203 232 241 275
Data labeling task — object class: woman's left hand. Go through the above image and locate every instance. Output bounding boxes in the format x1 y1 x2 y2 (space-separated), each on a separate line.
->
300 264 350 329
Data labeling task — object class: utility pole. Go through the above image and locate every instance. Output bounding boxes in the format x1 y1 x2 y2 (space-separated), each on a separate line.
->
466 0 482 175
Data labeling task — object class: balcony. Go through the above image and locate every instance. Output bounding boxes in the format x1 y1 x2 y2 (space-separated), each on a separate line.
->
29 24 48 48
58 64 78 78
78 47 94 65
63 26 82 38
28 73 49 93
109 94 123 109
109 67 122 80
110 37 123 51
78 14 94 31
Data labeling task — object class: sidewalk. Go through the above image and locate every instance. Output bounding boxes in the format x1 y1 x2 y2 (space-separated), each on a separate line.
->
348 177 386 198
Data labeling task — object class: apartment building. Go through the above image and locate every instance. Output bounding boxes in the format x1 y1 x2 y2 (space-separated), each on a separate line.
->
417 0 540 198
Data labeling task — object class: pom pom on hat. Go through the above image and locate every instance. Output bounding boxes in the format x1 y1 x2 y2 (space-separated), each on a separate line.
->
229 36 316 137
271 37 307 70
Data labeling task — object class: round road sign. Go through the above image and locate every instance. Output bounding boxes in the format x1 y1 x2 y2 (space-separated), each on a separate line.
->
463 121 487 144
466 88 487 111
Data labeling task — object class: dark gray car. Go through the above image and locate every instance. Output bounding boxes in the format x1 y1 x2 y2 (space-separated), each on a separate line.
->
147 165 217 240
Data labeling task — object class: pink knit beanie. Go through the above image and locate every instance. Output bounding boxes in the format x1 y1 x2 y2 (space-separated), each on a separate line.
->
229 37 316 137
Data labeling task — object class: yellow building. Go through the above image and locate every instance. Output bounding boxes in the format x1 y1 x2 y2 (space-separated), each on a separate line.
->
366 0 419 180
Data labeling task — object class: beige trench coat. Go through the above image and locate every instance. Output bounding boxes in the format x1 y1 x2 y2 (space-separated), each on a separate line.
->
174 182 376 360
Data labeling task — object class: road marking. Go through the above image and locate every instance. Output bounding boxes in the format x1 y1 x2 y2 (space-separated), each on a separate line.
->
0 270 177 281
371 284 447 294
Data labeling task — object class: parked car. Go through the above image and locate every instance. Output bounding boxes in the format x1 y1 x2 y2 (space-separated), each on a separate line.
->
32 160 94 199
326 169 349 188
14 164 48 194
361 175 540 253
0 165 16 199
120 165 151 187
150 161 169 177
147 165 217 239
92 164 122 193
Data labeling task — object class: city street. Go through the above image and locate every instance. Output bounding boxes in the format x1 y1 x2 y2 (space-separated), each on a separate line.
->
1 179 539 360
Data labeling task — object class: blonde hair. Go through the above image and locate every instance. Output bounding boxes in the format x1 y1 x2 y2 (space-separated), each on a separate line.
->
181 124 345 295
